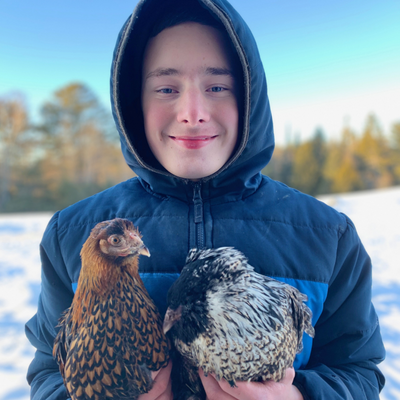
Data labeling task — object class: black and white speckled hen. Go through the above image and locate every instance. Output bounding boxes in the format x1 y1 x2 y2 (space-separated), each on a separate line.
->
53 218 170 400
164 247 314 394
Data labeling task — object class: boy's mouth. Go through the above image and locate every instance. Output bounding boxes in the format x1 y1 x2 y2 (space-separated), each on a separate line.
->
169 135 218 149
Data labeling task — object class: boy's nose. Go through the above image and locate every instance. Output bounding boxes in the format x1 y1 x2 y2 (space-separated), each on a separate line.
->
176 88 210 125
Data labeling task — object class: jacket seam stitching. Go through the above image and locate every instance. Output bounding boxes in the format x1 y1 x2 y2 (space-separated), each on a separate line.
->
269 275 330 285
132 272 330 285
332 318 379 340
215 217 341 232
57 216 187 233
54 211 70 283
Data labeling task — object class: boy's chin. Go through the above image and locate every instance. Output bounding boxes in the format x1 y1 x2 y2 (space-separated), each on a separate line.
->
167 165 218 181
162 157 227 181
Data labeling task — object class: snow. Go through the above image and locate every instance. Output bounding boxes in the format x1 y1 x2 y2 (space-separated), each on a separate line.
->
0 213 52 400
0 188 399 399
319 186 400 287
319 187 400 400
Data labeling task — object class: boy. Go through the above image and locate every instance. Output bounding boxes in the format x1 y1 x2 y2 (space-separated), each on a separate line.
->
26 0 385 399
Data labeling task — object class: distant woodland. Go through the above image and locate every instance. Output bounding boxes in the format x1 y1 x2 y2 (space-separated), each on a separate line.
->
1 82 400 213
263 117 400 196
0 83 132 213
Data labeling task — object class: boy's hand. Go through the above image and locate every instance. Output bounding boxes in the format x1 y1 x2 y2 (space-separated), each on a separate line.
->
138 361 173 400
199 367 304 400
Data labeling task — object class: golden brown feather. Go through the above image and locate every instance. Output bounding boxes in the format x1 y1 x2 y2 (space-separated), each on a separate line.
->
53 218 170 400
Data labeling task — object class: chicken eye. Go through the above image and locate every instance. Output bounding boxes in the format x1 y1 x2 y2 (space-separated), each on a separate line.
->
110 236 121 245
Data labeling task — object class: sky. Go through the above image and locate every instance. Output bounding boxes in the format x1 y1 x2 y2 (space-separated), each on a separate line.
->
1 0 399 145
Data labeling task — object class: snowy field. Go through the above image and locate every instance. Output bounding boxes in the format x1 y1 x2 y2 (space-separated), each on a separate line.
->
0 187 399 399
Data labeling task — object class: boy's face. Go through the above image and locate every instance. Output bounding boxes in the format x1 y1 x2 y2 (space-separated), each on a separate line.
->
141 22 239 180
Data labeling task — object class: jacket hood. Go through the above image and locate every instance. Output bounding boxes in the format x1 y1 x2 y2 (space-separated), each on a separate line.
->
111 0 274 201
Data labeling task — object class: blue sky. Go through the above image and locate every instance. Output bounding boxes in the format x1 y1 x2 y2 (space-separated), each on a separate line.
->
1 0 399 144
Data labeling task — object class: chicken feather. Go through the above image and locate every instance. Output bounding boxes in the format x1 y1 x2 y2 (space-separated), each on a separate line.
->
164 247 314 397
53 218 170 400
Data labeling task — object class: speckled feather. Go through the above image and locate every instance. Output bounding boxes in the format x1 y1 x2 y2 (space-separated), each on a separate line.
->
53 219 170 400
166 247 314 391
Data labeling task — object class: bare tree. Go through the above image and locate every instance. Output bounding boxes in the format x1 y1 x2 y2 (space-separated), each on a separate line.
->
0 94 30 208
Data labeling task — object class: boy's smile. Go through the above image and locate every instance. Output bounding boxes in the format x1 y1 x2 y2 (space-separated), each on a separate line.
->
141 22 239 180
168 134 218 150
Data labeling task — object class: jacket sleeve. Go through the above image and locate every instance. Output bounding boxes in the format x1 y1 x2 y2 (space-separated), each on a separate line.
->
293 215 386 399
25 212 73 400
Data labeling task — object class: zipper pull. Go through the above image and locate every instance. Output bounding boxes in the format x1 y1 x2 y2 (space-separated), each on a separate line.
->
193 183 203 223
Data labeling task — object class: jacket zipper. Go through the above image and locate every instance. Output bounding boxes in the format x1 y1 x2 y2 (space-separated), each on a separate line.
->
193 183 205 248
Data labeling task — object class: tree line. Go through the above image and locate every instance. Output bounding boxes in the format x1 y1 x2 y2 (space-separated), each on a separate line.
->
0 83 132 213
262 117 400 196
1 82 399 212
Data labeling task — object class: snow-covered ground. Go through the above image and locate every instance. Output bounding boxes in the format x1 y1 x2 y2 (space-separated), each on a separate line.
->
0 187 399 399
318 187 400 400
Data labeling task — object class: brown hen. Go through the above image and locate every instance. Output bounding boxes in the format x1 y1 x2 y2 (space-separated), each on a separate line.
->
53 218 170 400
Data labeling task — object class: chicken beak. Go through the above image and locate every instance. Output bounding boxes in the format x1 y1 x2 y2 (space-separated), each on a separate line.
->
128 231 150 257
138 245 150 257
163 306 182 334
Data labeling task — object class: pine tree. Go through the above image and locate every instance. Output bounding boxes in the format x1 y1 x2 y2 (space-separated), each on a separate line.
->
289 129 327 195
353 114 393 189
390 122 400 184
37 83 132 208
0 94 32 210
323 126 364 193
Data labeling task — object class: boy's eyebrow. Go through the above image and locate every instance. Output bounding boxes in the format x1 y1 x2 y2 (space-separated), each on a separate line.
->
205 67 234 76
146 68 180 80
145 67 234 80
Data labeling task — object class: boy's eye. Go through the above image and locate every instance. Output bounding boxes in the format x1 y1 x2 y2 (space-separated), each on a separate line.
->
157 88 175 94
209 87 225 92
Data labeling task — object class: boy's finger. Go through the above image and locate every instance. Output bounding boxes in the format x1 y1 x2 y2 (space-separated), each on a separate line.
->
140 361 173 400
199 369 237 400
279 367 295 385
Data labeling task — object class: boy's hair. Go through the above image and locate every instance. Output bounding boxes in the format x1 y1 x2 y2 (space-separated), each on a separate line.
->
149 3 224 38
148 1 243 97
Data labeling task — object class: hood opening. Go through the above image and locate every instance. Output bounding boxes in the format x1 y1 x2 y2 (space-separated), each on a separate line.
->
113 0 249 180
111 0 275 198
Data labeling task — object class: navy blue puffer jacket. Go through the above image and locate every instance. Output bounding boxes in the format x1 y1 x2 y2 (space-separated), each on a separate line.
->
25 0 385 399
